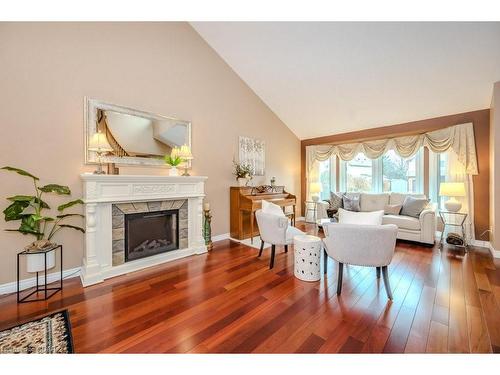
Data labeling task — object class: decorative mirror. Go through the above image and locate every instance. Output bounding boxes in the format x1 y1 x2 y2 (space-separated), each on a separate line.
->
84 98 191 167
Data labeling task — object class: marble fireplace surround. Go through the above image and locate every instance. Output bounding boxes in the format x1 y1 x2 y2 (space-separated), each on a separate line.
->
80 174 207 287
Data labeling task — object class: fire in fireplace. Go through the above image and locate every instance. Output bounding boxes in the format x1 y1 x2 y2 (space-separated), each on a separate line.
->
124 209 179 262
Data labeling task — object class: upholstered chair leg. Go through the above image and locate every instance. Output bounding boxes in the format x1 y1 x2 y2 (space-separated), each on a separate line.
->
284 245 288 253
270 245 276 269
258 240 264 257
337 262 344 295
323 248 328 274
382 266 393 300
376 267 381 279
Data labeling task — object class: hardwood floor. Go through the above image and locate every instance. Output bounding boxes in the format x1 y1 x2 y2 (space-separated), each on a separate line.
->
1 222 500 353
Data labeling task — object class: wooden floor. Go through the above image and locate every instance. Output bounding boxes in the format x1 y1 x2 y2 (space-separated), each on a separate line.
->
1 222 500 353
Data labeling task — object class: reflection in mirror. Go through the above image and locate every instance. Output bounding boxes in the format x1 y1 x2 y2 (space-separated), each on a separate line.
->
85 98 191 167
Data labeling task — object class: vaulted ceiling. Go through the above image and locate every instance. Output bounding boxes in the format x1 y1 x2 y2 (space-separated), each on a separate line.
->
191 22 500 140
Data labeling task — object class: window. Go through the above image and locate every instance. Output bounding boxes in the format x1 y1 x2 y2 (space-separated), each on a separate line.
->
344 153 373 192
429 151 449 210
318 155 336 200
382 150 418 193
339 149 423 194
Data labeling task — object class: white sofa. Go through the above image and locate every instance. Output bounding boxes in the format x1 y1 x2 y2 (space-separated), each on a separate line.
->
317 193 436 245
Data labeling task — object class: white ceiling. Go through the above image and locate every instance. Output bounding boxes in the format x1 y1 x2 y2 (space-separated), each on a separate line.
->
191 22 500 140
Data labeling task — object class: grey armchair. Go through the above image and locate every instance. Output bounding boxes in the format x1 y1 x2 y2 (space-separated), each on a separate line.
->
322 223 398 299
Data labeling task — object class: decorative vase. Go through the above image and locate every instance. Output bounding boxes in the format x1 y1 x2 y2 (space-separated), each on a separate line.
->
444 198 462 212
26 249 56 273
237 177 246 187
169 166 179 176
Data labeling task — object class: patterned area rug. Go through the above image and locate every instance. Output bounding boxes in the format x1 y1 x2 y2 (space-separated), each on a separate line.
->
0 310 74 354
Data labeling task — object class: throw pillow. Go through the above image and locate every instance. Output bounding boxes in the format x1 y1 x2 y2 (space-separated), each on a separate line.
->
261 200 285 217
384 204 402 215
329 192 344 211
338 208 384 225
400 196 430 218
342 194 360 212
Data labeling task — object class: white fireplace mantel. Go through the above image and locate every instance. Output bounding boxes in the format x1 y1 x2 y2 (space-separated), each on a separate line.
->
80 173 208 286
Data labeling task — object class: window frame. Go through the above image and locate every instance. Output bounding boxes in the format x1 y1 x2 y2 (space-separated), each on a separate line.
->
339 148 424 194
317 155 337 200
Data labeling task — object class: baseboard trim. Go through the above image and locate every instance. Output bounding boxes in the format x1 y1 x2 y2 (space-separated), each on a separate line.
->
487 243 500 258
0 267 81 295
437 234 500 258
212 233 230 242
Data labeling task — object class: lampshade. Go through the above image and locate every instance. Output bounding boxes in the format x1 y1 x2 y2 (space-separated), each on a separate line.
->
309 182 322 194
177 144 193 160
88 132 113 152
439 182 466 197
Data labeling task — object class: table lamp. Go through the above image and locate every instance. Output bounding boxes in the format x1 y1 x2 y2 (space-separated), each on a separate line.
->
178 144 193 176
88 131 113 174
439 182 466 212
310 182 322 202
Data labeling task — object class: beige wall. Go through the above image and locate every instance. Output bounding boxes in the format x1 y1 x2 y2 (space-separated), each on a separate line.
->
490 82 500 249
0 22 300 285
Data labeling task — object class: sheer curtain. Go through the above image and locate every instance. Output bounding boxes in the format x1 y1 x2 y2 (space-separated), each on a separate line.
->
445 150 475 241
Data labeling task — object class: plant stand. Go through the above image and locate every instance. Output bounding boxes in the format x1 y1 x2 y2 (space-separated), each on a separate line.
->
17 244 63 303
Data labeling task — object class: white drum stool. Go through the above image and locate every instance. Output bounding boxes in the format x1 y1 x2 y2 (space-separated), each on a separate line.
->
293 234 322 282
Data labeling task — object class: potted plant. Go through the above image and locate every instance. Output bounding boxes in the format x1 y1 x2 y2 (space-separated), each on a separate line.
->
233 161 254 186
2 167 85 273
164 149 185 176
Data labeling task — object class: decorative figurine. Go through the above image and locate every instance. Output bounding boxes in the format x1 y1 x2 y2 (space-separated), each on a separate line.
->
203 202 213 251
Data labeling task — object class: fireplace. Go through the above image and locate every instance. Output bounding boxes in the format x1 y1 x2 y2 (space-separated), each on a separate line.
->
124 209 179 262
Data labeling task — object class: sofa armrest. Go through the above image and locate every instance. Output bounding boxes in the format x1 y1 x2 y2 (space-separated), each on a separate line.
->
419 208 435 221
419 208 436 244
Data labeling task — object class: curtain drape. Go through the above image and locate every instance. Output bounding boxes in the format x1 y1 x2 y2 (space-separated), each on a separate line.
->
306 123 478 175
445 150 475 241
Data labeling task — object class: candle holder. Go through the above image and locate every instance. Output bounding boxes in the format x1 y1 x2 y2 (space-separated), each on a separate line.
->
203 209 213 251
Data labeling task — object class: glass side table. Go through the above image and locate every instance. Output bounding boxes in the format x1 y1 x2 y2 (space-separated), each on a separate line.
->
439 211 468 251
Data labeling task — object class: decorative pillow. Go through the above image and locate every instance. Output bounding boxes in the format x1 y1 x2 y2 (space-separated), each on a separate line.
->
400 196 430 218
329 192 344 211
342 194 360 212
384 204 402 215
262 200 285 217
338 208 384 225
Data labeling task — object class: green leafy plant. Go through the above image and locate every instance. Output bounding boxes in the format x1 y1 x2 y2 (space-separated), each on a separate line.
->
1 166 85 247
232 161 254 180
164 155 184 167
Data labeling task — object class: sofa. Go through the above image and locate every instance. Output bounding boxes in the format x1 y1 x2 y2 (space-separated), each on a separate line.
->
317 192 436 245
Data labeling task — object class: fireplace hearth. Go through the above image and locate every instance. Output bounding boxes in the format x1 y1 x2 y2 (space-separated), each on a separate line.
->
125 209 179 262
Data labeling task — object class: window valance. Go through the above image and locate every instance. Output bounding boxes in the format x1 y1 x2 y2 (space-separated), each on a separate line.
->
306 122 478 175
